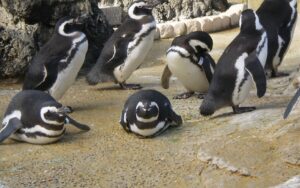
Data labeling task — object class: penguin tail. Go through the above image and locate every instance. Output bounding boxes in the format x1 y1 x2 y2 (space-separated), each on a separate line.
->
0 118 23 143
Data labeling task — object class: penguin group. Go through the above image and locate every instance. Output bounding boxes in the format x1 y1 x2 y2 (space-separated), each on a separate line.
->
0 0 298 143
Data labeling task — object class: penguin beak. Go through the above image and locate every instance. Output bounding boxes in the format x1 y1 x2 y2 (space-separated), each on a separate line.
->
57 106 73 114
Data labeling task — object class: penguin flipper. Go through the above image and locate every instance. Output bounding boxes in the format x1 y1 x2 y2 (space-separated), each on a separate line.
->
245 53 267 98
161 65 172 89
65 116 90 131
0 118 23 143
201 54 216 83
120 108 130 133
284 89 300 119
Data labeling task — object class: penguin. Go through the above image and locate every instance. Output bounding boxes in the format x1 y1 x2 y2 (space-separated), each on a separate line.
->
256 0 297 78
86 0 161 89
0 90 90 144
23 15 89 100
161 31 215 99
200 9 268 116
120 89 182 137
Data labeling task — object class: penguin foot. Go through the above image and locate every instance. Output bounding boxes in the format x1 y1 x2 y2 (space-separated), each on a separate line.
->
119 83 142 90
195 93 206 99
173 92 194 99
232 106 256 114
272 72 289 78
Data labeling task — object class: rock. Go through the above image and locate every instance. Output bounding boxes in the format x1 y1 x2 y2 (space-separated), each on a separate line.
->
272 176 300 188
185 19 202 33
0 0 113 79
197 17 214 32
99 0 230 23
157 23 175 39
212 0 229 12
170 21 187 37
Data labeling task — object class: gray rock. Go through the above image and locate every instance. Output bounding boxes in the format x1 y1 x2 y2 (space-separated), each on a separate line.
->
99 0 230 23
0 0 113 79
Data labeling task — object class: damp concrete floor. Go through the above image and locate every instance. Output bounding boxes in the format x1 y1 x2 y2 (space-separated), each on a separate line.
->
0 18 300 188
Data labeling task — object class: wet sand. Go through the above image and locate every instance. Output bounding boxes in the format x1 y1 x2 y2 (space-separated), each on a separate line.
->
0 20 300 187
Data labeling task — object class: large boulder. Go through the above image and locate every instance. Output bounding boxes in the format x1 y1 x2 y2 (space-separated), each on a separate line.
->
0 0 113 79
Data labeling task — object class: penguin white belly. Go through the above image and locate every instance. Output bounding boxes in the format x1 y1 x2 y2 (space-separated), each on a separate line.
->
49 40 88 100
232 75 252 105
232 53 252 105
114 30 155 83
11 126 65 144
167 52 209 92
130 121 167 137
272 35 284 69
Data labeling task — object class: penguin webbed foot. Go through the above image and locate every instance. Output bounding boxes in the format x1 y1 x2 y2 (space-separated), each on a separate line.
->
232 106 256 114
272 71 289 78
173 92 194 99
119 83 142 90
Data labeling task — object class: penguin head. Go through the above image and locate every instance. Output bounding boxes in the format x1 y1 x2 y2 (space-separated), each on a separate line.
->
40 105 71 125
200 84 231 116
239 9 263 33
187 31 213 53
128 0 161 20
135 101 159 123
55 15 88 37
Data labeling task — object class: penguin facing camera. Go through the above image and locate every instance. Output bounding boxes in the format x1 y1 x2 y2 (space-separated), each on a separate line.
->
256 0 297 78
120 90 182 138
0 90 90 144
200 9 268 116
23 15 89 100
86 0 162 90
161 31 215 99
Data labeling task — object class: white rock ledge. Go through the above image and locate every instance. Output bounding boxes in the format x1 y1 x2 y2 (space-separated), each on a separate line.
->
155 3 247 40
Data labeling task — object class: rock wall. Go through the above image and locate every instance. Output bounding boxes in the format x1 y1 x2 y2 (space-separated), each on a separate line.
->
0 0 113 79
99 0 229 23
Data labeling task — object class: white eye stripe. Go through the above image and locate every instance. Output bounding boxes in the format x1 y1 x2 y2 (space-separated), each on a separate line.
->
40 106 63 125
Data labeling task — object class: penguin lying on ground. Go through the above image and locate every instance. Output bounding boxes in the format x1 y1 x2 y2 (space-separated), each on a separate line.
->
0 90 90 144
86 0 161 90
120 90 182 138
200 9 268 116
161 31 215 99
256 0 297 78
23 15 88 100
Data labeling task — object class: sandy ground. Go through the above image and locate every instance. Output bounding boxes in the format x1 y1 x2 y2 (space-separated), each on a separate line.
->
0 18 300 187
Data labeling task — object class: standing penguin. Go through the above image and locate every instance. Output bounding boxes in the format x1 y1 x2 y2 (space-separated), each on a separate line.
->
23 15 88 100
161 31 215 99
86 0 161 89
0 90 90 144
120 90 182 137
256 0 297 77
200 9 268 116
